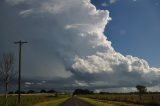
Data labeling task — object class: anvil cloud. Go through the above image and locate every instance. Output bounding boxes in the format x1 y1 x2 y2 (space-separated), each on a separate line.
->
0 0 160 91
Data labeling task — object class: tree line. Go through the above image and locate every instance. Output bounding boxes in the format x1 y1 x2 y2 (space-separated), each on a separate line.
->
7 89 57 94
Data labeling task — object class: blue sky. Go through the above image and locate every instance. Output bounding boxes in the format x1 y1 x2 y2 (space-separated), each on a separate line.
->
91 0 160 67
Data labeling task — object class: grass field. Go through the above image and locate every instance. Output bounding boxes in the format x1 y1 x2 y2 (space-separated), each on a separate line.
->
1 93 160 106
80 97 118 106
82 94 160 106
34 97 69 106
0 94 68 106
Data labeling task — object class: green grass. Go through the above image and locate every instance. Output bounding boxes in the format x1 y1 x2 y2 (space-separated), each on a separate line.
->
0 94 68 106
40 97 69 106
81 94 160 106
79 97 118 106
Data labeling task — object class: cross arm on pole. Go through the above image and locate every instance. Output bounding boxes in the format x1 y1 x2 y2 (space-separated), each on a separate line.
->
14 41 28 44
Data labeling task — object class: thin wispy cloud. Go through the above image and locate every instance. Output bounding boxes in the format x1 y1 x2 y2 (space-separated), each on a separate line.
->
109 0 117 4
101 2 108 7
133 0 137 2
101 0 117 7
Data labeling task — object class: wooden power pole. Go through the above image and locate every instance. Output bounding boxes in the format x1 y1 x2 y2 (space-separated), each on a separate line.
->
14 40 28 104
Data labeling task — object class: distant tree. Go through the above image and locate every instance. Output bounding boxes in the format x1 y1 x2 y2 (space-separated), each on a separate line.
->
99 92 110 94
40 89 46 93
15 90 25 94
27 90 35 94
73 89 93 95
15 90 18 94
47 90 56 93
21 91 26 94
0 53 16 106
136 85 147 100
8 91 14 94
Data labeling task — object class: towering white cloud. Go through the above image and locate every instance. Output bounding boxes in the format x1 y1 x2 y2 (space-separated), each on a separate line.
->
1 0 160 90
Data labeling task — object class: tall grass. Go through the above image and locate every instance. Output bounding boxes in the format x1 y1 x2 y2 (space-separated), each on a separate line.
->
80 97 117 106
39 97 69 106
81 94 160 106
0 94 68 106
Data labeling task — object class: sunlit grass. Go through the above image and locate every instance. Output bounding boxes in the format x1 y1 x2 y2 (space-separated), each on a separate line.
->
79 97 118 106
81 94 160 106
0 94 68 106
39 97 69 106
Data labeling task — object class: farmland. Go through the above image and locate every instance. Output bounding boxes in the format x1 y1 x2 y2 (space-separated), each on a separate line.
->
0 94 68 106
81 93 160 106
0 94 116 106
0 93 160 106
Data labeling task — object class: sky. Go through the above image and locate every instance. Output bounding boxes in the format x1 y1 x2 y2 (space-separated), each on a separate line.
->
0 0 160 92
91 0 160 67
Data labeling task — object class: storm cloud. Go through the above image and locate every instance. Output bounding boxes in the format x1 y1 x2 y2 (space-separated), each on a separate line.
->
0 0 160 91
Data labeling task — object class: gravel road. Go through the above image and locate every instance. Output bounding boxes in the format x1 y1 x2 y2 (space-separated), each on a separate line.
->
60 97 94 106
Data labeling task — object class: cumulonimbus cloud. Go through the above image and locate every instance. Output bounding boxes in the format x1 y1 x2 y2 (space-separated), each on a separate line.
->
3 0 160 90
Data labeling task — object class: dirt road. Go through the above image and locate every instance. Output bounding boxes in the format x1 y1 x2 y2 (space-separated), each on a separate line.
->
60 97 94 106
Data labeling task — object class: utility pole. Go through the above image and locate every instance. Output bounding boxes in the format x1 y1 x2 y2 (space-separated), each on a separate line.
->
14 40 28 104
